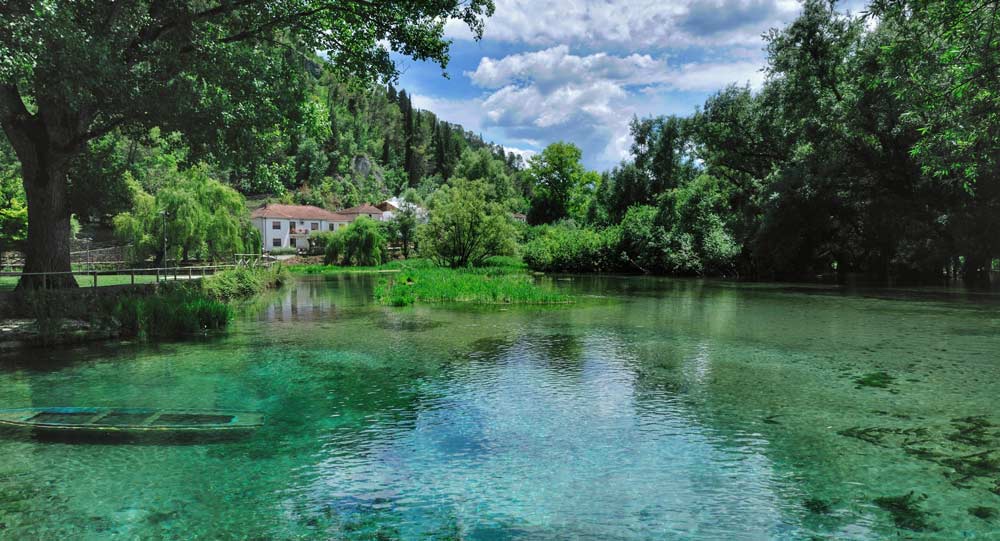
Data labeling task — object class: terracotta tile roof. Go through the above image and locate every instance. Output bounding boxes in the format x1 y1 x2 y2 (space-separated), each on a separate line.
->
250 204 344 221
337 204 384 215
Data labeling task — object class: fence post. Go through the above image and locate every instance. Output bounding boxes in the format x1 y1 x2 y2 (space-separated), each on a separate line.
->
131 271 135 285
93 271 98 288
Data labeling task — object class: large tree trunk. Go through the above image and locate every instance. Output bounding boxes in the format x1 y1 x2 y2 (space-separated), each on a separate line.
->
0 88 82 290
19 157 76 289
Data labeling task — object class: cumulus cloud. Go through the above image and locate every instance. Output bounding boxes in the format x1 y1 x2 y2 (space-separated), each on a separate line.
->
447 0 800 49
409 93 486 133
461 46 766 164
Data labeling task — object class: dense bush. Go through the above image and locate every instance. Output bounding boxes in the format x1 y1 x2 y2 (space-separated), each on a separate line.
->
323 217 387 266
522 200 739 276
200 266 289 301
522 223 620 273
419 179 517 267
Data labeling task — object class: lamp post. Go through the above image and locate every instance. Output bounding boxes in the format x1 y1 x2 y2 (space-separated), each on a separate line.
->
160 210 170 268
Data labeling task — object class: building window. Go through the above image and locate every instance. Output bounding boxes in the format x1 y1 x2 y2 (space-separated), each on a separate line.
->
272 238 281 247
311 222 319 230
289 238 296 249
272 221 281 230
328 223 335 231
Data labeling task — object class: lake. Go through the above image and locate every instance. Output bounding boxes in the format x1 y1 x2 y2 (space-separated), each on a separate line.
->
1 274 998 539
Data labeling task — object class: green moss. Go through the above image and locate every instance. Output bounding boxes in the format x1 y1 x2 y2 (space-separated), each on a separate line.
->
873 491 932 531
854 371 895 389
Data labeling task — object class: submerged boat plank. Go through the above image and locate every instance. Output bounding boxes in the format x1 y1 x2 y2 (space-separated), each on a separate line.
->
0 407 263 434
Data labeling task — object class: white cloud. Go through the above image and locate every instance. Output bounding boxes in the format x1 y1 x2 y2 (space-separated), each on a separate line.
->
409 93 485 133
468 45 667 90
448 0 800 49
504 146 538 162
461 46 767 165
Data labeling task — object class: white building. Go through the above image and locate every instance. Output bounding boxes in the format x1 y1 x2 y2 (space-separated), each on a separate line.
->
251 203 402 253
376 198 428 222
250 204 350 252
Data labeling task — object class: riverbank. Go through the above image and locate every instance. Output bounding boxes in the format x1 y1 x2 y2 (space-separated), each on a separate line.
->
0 266 288 348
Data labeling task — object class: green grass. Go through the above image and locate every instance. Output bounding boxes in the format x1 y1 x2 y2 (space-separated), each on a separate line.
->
0 274 166 291
114 288 233 339
287 258 435 275
374 266 571 306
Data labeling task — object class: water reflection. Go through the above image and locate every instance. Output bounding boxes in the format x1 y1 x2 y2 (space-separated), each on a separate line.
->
292 327 805 539
0 274 997 538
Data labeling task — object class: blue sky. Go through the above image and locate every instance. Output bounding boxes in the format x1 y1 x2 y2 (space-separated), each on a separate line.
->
394 0 867 170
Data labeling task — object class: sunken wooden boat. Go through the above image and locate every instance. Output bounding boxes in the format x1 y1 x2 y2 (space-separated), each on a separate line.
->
0 407 264 437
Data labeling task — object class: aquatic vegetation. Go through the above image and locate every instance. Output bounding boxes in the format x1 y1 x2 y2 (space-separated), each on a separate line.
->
114 290 232 338
374 267 571 306
854 371 895 389
873 492 933 531
968 506 996 521
287 258 434 275
946 416 995 447
837 426 927 446
942 451 1000 487
803 498 832 514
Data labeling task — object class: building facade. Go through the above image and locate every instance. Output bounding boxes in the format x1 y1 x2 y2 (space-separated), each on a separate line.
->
250 204 349 252
251 203 400 253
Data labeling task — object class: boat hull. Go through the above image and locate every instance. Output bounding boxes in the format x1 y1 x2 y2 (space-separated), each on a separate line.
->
0 407 263 441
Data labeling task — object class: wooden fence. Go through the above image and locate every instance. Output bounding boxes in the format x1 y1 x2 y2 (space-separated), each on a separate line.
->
0 254 275 290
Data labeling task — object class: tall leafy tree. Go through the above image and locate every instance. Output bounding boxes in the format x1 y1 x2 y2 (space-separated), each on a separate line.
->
526 142 587 224
0 0 493 288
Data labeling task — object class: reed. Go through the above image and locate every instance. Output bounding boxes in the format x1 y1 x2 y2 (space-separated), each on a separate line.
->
374 266 570 306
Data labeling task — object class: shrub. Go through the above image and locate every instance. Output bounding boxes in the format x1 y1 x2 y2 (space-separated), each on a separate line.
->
308 231 337 256
522 223 620 272
201 266 288 301
333 217 386 266
419 179 516 267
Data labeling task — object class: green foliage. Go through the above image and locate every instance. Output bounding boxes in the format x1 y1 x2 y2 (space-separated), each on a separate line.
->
200 267 289 302
287 258 431 275
0 171 27 258
114 289 232 339
526 142 588 224
0 0 496 281
522 223 620 273
386 204 419 258
419 179 517 267
113 164 254 263
343 216 387 266
322 217 387 266
374 267 570 306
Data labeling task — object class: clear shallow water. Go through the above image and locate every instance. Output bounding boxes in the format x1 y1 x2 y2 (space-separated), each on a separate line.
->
1 275 999 539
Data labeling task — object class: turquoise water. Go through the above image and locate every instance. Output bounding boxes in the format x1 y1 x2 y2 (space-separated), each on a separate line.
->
1 275 999 539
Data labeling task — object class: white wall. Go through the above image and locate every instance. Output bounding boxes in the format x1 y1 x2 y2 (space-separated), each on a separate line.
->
256 217 343 252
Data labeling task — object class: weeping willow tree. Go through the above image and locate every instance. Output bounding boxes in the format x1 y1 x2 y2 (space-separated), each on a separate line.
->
113 163 259 264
